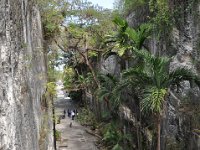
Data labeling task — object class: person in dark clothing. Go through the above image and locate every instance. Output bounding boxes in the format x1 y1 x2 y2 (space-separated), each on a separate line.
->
62 109 66 119
76 109 78 116
67 109 71 117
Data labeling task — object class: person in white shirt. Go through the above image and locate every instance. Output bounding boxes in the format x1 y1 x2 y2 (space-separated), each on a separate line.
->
71 111 75 120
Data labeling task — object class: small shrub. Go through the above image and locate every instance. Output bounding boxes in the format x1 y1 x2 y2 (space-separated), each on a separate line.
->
55 130 61 141
101 122 132 150
76 108 97 128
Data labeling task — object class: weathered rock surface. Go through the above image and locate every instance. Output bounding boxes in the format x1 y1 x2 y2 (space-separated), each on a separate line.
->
163 2 200 149
125 1 200 149
0 0 52 149
100 55 121 76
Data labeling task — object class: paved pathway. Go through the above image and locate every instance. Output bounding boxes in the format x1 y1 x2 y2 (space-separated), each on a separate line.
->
55 82 98 150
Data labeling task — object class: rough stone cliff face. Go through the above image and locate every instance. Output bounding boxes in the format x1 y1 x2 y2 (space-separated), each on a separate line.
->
125 1 200 149
163 1 200 149
0 0 52 149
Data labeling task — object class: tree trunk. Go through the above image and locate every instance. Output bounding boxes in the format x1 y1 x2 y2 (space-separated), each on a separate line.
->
137 124 141 150
157 115 161 150
86 58 100 87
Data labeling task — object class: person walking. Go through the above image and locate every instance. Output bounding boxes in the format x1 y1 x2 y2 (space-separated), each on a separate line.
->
67 109 71 117
63 109 66 119
75 109 78 116
71 110 75 120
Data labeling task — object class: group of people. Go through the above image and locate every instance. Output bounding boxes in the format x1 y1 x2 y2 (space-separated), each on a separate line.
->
64 109 78 120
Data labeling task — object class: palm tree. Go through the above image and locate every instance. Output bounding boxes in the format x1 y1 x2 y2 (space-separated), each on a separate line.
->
104 17 152 58
122 49 200 150
104 18 200 149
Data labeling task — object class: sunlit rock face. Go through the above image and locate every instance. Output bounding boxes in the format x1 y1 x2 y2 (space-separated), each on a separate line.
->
0 0 52 149
100 55 121 76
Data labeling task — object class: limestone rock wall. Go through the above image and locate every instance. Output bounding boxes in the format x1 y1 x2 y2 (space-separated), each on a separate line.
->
100 55 121 76
0 0 52 149
163 1 200 149
125 1 200 149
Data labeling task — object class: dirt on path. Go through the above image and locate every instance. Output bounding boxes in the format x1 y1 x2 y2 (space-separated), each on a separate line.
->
54 85 98 150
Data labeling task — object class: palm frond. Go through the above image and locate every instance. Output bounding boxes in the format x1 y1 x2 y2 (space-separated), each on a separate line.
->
169 68 200 88
96 87 110 101
131 48 153 61
126 23 152 49
141 87 167 114
125 27 138 43
114 79 130 93
150 56 170 88
96 73 122 107
122 66 152 86
104 34 119 44
98 74 118 87
113 16 128 32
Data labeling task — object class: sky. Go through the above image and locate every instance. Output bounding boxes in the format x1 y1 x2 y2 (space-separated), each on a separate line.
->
89 0 115 9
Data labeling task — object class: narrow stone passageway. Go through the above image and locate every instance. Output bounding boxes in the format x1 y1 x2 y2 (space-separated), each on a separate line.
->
54 83 98 150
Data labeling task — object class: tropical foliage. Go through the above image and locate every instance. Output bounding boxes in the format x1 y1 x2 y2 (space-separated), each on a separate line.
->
102 122 132 150
123 49 200 115
46 82 56 96
104 17 151 58
96 74 122 112
40 0 200 149
103 16 200 150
